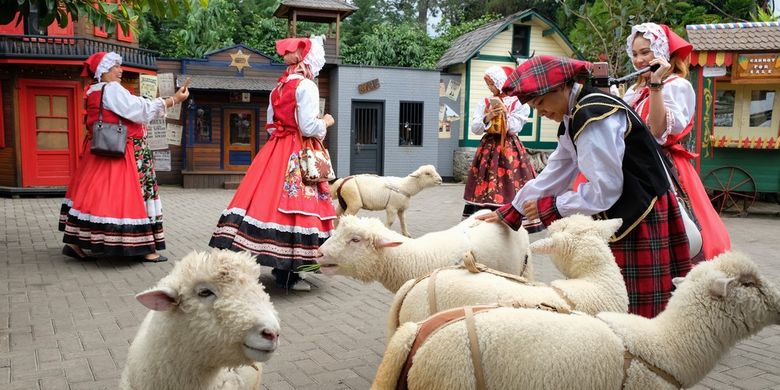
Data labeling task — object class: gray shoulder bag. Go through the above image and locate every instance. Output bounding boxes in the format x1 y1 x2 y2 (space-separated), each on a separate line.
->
90 84 128 157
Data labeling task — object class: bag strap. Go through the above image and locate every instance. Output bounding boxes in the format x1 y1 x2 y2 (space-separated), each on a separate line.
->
97 83 122 126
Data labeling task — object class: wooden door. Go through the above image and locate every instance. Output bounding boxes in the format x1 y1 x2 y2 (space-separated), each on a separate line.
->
350 101 384 174
223 109 256 171
19 80 81 187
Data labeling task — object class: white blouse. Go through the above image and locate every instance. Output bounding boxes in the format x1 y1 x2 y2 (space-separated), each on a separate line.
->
512 84 626 217
470 95 530 136
266 74 327 140
623 76 695 144
86 81 166 124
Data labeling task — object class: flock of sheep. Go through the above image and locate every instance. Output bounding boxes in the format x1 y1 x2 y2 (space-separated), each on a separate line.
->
118 166 780 390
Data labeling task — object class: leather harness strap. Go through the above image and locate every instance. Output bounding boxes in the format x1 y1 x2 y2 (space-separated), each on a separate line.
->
427 268 441 315
464 306 487 390
396 305 496 390
622 350 682 389
336 176 354 210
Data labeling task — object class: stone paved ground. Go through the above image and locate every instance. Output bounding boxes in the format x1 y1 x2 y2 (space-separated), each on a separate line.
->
1 184 779 390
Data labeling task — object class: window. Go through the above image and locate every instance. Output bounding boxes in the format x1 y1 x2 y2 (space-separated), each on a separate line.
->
194 106 212 143
399 101 423 146
115 0 133 42
749 90 775 127
0 81 4 148
511 25 530 57
93 0 114 38
714 90 736 127
24 4 47 35
714 83 780 144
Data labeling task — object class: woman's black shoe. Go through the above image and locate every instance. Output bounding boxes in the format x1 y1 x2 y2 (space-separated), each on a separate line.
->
62 245 89 260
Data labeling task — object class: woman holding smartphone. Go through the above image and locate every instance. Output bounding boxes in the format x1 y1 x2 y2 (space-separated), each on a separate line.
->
462 66 542 232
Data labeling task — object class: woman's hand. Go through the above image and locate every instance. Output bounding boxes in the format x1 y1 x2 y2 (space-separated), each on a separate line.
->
173 86 190 104
484 106 504 123
475 211 501 223
322 114 335 127
649 58 671 84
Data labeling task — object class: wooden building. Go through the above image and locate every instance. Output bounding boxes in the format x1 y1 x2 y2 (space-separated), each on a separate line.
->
685 21 780 203
435 10 580 181
0 8 157 195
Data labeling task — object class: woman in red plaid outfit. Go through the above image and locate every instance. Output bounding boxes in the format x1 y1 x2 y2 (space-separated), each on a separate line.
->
478 55 692 318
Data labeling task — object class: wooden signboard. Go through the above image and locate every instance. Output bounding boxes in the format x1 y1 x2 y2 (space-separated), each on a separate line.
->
358 78 380 94
732 53 780 83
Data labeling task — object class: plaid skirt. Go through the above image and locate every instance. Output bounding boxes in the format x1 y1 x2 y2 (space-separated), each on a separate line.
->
610 192 692 318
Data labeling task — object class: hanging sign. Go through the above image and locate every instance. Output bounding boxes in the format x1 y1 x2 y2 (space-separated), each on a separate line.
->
733 54 780 81
358 78 380 94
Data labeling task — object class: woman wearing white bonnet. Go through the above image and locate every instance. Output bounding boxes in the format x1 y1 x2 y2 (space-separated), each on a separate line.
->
462 65 542 232
210 36 336 292
624 22 731 261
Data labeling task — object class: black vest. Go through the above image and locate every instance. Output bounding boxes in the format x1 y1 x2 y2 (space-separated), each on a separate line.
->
564 86 670 241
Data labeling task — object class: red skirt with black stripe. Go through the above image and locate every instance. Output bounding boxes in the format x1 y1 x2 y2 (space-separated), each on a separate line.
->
59 138 164 257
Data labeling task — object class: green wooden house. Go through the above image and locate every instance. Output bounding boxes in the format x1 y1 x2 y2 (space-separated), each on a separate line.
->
437 10 580 150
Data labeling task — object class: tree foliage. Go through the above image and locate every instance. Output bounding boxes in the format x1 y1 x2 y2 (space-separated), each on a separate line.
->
0 0 206 37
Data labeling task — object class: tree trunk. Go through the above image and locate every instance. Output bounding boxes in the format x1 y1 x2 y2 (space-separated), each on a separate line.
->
417 0 428 30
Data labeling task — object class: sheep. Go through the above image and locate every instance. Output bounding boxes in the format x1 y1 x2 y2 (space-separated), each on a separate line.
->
330 164 443 237
119 249 281 390
386 215 628 338
317 211 533 292
371 251 780 390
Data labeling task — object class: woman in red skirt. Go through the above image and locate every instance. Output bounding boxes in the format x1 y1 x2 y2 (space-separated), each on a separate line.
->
59 52 189 262
209 36 336 291
479 56 692 318
463 66 542 232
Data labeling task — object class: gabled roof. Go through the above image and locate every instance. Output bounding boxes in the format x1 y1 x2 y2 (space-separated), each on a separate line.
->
178 75 277 92
686 21 780 51
436 9 578 69
202 44 277 63
274 0 358 19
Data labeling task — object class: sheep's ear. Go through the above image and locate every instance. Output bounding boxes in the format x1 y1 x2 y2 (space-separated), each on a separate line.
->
529 238 553 254
374 237 403 248
710 277 736 298
672 277 685 288
596 218 622 239
136 287 179 311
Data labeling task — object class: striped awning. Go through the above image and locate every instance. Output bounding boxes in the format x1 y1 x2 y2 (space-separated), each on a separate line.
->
690 51 733 67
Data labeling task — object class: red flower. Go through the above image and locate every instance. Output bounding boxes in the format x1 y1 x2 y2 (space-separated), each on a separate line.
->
494 193 504 203
497 167 506 177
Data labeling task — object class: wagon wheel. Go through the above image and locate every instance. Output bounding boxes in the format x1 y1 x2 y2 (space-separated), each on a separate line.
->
703 166 757 216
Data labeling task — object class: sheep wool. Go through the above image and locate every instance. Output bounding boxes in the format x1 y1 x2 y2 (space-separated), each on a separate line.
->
330 164 442 237
387 215 628 338
119 249 280 390
318 211 532 292
372 251 780 389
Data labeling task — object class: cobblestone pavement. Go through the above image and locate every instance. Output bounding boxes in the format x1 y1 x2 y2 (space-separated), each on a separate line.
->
1 184 779 390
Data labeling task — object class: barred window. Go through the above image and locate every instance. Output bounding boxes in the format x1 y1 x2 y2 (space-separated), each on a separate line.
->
399 101 423 146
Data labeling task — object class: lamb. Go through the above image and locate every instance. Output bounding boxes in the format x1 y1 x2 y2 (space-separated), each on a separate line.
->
371 251 780 389
316 211 533 292
330 164 442 237
386 215 628 338
119 249 281 390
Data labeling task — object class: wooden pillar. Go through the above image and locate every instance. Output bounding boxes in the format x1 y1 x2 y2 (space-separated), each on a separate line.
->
292 11 297 37
335 14 340 58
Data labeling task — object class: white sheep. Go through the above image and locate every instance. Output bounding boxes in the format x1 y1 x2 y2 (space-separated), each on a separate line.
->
386 215 628 338
330 164 443 237
119 249 281 390
371 251 780 389
317 212 533 292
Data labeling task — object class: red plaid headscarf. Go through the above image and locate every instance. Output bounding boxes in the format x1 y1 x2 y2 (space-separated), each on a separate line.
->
502 55 593 103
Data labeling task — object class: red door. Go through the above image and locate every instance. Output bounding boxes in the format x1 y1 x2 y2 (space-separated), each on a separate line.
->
19 80 82 187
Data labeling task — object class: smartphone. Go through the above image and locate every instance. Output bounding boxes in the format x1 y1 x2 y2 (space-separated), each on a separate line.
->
178 77 192 89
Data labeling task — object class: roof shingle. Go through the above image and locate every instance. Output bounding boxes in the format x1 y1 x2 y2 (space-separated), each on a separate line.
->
179 75 278 92
686 21 780 51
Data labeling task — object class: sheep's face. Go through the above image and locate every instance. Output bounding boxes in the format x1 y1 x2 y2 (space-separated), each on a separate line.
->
410 164 443 188
318 216 402 282
673 252 780 332
529 215 621 277
136 250 280 366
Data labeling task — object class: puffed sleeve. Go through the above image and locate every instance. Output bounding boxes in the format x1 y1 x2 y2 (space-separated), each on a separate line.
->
470 98 489 135
102 81 166 124
506 99 530 135
295 79 327 140
659 77 695 143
